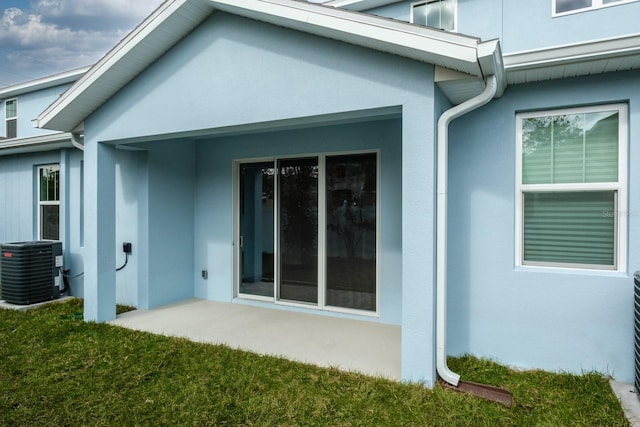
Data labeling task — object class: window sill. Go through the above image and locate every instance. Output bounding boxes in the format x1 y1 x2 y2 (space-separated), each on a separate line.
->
515 264 628 278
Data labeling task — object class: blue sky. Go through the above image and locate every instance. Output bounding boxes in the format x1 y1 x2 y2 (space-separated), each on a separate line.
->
0 0 164 87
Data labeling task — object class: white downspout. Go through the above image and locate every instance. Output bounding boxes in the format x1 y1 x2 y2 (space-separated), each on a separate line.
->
436 75 498 386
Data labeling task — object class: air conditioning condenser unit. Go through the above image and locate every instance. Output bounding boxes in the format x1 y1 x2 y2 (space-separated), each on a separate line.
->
0 241 63 305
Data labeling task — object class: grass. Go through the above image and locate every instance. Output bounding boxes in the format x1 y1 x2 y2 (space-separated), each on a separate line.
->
0 299 630 426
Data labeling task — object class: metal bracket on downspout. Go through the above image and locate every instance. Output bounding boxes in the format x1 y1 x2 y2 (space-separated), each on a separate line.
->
70 132 84 151
436 75 498 386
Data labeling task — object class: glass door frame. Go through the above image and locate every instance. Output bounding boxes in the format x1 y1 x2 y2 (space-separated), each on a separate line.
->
233 150 380 317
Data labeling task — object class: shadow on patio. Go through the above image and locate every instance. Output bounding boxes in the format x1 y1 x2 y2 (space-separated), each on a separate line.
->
109 299 401 380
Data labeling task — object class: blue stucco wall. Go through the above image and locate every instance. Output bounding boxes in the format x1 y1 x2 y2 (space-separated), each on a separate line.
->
0 83 73 139
0 152 59 242
447 70 640 382
502 0 640 53
0 149 84 296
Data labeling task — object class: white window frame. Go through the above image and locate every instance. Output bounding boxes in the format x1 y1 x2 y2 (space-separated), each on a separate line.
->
552 0 639 16
233 150 380 317
5 98 17 139
410 0 457 31
37 164 60 241
515 104 628 272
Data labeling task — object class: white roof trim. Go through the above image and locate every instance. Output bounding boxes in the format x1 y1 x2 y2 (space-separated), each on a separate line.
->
504 33 640 71
210 0 480 60
0 132 74 156
0 67 89 99
36 0 502 132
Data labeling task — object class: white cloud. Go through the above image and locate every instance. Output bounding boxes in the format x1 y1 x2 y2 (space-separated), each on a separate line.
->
1 7 77 47
0 0 163 86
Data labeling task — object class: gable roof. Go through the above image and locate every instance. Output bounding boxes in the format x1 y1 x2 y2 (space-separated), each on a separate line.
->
35 0 504 132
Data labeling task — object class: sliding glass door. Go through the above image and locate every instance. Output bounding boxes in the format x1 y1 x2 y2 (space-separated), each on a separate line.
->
278 158 319 304
237 152 377 312
239 162 275 297
325 154 377 311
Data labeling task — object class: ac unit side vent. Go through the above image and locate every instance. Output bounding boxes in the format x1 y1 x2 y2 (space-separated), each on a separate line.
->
634 271 640 401
0 241 62 305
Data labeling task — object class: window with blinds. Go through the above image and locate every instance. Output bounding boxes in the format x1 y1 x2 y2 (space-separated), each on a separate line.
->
516 105 627 270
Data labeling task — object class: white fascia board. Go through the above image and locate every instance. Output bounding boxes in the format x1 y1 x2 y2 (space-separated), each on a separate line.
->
0 67 90 100
210 0 481 68
0 132 73 156
504 33 640 71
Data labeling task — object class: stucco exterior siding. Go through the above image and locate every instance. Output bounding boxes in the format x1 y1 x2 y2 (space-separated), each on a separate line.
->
447 70 640 383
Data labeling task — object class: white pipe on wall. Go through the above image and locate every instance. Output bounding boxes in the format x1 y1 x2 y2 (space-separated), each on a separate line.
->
436 75 498 386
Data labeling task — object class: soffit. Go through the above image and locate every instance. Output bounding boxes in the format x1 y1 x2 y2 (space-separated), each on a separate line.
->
0 67 89 99
36 0 492 132
437 34 640 102
504 33 640 84
0 133 73 156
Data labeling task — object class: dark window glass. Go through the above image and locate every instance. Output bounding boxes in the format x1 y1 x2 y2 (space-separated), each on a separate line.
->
278 157 318 304
326 153 377 311
556 0 592 13
40 205 60 240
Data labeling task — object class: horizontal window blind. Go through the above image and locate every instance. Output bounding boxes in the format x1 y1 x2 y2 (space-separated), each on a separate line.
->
523 191 615 267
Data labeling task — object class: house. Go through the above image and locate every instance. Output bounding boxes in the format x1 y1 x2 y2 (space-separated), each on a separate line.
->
0 67 88 283
1 0 639 387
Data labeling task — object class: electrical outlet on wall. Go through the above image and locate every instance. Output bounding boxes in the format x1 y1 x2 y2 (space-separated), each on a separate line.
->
123 242 132 254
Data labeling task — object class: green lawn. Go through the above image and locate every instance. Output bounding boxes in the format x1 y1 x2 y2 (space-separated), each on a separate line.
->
0 299 630 426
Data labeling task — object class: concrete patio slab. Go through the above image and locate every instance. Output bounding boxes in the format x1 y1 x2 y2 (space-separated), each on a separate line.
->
109 298 401 380
0 296 74 311
610 381 640 426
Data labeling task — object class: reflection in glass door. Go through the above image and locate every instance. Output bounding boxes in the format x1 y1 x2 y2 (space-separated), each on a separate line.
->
278 158 319 304
239 162 275 297
237 153 377 312
326 154 377 311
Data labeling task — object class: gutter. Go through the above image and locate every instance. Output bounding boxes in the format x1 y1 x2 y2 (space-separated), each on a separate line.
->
0 132 75 157
70 133 84 151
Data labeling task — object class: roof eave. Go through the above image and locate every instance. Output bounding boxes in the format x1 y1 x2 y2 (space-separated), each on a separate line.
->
0 132 74 156
504 33 640 84
0 67 90 100
36 0 492 132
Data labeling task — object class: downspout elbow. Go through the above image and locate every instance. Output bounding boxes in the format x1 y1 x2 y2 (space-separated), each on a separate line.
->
436 76 498 387
70 133 84 151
